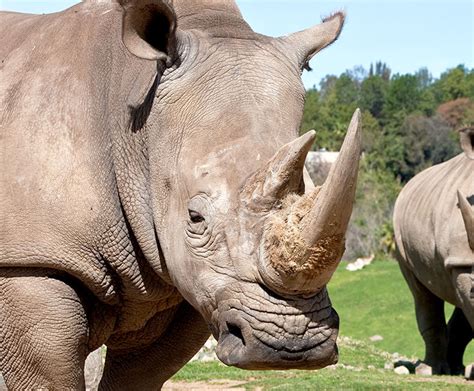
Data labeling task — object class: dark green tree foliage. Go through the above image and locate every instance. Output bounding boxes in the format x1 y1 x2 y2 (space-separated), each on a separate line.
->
397 115 459 181
302 63 470 179
369 61 391 81
302 73 359 150
384 74 430 119
302 63 472 257
360 75 387 118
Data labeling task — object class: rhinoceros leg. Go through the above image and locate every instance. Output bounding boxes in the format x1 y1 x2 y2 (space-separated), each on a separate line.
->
451 267 474 329
0 268 89 389
447 307 473 375
398 262 450 374
99 301 209 390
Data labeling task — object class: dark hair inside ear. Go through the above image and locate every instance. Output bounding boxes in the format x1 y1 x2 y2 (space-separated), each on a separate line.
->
124 2 176 59
143 7 172 54
459 126 474 158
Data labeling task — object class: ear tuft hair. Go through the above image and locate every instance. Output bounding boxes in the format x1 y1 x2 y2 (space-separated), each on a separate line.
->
281 9 346 71
321 10 346 45
322 11 346 24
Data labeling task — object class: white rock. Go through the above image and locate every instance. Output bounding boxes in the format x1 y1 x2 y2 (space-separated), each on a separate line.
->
465 363 474 380
369 335 383 342
384 362 394 370
346 254 375 271
85 348 104 391
191 337 218 362
394 366 410 375
0 373 6 391
415 362 432 376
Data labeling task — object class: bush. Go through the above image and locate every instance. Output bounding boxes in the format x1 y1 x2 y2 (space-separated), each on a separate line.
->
344 161 401 259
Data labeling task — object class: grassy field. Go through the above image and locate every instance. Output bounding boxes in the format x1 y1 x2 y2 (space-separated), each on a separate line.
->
170 258 474 389
329 258 474 361
172 337 470 389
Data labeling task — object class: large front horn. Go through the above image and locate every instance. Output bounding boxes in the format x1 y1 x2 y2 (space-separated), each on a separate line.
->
258 109 362 296
300 109 361 245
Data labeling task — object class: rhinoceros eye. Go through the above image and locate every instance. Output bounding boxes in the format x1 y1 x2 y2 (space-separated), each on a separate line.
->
188 209 205 224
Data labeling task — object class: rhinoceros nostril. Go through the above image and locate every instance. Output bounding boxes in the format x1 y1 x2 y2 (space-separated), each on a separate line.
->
226 322 246 346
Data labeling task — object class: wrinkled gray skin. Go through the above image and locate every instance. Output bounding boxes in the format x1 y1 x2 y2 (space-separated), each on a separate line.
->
394 128 474 376
0 1 362 389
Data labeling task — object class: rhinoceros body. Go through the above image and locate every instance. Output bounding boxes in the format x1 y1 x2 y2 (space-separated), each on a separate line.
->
394 129 474 375
0 0 363 389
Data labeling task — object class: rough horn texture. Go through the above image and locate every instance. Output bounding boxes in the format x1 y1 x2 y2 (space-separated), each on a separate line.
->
257 110 362 296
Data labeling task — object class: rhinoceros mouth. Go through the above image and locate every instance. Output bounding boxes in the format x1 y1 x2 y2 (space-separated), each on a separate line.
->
213 282 339 369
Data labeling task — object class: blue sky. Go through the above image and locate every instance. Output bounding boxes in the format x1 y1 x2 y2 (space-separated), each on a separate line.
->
1 0 472 89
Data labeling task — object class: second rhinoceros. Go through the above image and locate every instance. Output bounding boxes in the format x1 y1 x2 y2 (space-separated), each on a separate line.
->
394 127 474 375
0 0 362 389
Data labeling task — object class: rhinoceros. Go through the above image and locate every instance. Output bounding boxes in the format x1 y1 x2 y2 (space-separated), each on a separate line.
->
393 127 474 375
0 0 362 389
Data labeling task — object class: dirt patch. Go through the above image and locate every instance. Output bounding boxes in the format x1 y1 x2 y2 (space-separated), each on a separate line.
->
162 379 247 390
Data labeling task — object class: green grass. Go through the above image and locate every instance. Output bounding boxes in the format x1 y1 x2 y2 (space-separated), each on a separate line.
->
328 258 474 362
171 258 474 389
173 337 471 389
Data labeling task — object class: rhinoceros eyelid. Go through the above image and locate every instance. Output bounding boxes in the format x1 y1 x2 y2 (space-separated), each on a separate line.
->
188 209 205 224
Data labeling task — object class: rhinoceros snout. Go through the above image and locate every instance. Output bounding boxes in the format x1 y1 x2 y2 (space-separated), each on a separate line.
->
213 283 339 370
216 312 339 369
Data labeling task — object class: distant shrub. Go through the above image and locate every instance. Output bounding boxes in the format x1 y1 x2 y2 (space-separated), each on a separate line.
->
344 161 401 259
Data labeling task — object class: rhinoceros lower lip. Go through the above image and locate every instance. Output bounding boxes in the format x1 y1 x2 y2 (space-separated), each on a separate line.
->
216 323 338 369
215 305 338 369
253 332 328 354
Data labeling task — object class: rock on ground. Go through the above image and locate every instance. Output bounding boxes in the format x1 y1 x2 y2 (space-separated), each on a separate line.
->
369 334 383 342
85 348 105 391
191 336 218 362
465 364 474 380
415 362 433 376
394 365 410 375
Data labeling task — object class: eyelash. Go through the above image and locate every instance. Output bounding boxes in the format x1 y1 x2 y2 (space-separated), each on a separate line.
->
188 210 205 223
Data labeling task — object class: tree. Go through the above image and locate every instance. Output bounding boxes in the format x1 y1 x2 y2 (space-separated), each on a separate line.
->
384 74 422 119
360 75 387 119
370 61 391 81
432 65 474 103
437 98 474 128
397 114 460 181
415 67 432 88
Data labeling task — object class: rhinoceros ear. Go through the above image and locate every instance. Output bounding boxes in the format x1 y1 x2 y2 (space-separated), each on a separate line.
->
281 12 345 70
120 0 177 62
459 126 474 160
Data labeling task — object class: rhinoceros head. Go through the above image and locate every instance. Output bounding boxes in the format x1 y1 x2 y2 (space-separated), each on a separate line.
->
119 0 361 369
